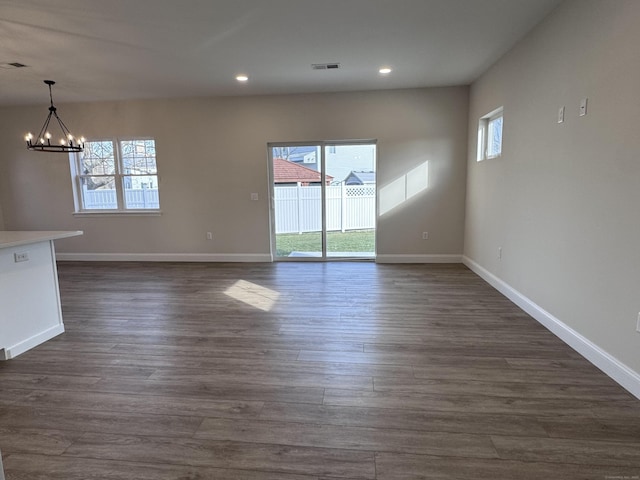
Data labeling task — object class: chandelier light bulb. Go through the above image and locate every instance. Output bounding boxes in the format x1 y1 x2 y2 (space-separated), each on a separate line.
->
45 132 52 139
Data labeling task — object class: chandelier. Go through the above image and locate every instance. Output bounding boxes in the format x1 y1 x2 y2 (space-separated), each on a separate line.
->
25 80 84 153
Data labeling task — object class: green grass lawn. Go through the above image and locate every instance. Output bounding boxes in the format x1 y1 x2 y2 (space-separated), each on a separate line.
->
276 229 375 256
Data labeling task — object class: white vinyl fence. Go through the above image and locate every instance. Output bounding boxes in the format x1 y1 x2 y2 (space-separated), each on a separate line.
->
82 185 374 229
83 187 160 209
275 184 375 234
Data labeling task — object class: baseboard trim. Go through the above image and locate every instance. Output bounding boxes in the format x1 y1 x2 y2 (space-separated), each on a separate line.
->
1 324 65 360
57 253 463 264
462 255 640 400
56 253 273 263
376 254 462 264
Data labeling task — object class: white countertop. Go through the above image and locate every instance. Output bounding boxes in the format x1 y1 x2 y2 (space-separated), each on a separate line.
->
0 231 83 249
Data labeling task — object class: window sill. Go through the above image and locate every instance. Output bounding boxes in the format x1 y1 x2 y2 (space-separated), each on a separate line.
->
72 210 162 217
478 154 502 162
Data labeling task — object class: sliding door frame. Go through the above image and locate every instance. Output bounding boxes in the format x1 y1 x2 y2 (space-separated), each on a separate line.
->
267 139 377 262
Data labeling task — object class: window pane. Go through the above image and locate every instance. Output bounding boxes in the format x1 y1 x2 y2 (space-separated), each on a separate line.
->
81 141 115 175
120 139 157 174
487 116 503 157
80 176 117 209
272 145 323 257
123 175 160 209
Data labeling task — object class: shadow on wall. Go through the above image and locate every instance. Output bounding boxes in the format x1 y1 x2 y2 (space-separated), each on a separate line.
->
379 161 429 215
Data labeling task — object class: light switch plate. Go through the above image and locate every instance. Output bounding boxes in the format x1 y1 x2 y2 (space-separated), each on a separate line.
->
579 98 588 117
557 106 565 123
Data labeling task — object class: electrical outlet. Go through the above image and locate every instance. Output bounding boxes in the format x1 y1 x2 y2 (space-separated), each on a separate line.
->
14 252 29 263
422 232 429 240
206 232 213 240
251 193 259 201
497 246 502 260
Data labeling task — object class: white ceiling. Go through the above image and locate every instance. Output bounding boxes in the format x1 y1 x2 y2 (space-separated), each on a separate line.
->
0 0 562 106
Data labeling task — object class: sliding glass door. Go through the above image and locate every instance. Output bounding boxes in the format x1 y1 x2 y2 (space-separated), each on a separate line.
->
269 141 376 261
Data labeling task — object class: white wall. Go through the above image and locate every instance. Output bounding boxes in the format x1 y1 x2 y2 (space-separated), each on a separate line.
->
465 0 640 376
0 87 468 260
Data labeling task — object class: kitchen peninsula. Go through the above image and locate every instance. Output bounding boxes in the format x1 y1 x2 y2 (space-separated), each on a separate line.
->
0 230 82 359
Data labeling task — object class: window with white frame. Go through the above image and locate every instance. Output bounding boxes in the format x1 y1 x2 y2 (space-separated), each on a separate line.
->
477 107 503 161
71 138 160 212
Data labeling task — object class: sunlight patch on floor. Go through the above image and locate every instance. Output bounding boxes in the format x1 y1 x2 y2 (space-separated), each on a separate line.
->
224 279 280 312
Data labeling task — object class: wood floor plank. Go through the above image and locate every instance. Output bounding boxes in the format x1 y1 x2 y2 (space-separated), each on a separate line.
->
90 377 326 404
298 350 511 368
323 388 640 416
1 261 637 479
29 341 119 353
21 389 264 419
0 406 203 438
58 332 365 353
3 453 320 480
365 341 581 359
412 364 623 386
540 415 640 443
373 377 634 401
0 389 32 407
148 370 373 390
258 402 549 437
132 356 414 379
0 360 155 379
0 373 102 390
374 452 640 480
194 417 498 458
109 343 301 360
505 357 602 371
0 427 79 455
62 433 376 478
491 435 640 467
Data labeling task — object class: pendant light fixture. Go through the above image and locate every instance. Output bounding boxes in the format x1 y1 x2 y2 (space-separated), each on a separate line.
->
25 80 84 153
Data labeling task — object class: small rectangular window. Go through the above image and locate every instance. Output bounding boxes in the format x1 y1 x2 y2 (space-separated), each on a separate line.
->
71 138 160 212
477 107 503 161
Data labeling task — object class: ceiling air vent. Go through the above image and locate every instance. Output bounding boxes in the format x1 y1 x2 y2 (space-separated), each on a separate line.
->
0 62 29 69
312 63 340 70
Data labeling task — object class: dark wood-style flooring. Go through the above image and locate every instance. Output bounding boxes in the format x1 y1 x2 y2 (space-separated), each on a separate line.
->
1 262 639 479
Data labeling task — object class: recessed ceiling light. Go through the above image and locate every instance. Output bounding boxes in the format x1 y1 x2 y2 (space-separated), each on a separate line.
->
379 67 392 75
236 74 249 82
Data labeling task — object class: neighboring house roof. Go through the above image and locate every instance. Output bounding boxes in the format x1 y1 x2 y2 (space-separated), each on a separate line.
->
344 170 376 185
273 158 333 184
